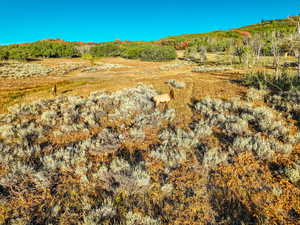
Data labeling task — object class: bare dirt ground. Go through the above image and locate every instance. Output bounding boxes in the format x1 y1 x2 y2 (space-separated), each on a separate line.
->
0 57 246 126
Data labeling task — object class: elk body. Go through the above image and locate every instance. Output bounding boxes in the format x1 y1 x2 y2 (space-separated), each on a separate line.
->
153 88 175 107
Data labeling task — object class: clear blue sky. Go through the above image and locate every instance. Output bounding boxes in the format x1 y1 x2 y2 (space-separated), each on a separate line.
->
0 0 299 44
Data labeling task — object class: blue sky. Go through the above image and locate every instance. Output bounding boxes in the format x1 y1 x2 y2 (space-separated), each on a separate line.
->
0 0 299 44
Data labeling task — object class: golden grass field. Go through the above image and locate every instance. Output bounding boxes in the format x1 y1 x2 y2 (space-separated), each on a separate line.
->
0 55 247 125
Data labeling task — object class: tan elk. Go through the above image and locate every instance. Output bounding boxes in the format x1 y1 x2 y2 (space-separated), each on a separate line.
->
153 88 175 107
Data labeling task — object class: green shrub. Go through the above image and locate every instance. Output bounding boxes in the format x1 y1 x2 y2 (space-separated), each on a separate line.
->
90 43 176 62
1 42 176 62
55 43 79 57
90 43 122 57
0 41 80 60
243 71 300 91
234 46 247 63
120 46 143 59
82 53 95 65
0 47 9 60
7 46 30 61
81 53 93 60
139 45 176 61
261 44 273 56
184 46 198 59
28 41 79 58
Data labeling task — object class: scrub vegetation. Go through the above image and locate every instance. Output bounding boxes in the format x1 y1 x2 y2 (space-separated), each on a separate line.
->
0 15 300 225
0 41 176 62
1 83 300 224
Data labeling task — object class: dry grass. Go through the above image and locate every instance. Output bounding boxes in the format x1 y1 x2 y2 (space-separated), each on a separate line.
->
1 56 300 224
0 57 246 125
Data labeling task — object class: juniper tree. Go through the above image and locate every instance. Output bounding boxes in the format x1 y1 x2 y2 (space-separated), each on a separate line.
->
233 40 254 68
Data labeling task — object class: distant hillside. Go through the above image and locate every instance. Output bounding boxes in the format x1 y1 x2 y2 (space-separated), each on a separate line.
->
2 15 300 59
3 16 300 49
161 15 300 42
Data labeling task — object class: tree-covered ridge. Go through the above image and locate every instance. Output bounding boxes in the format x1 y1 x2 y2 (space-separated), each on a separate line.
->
160 16 300 50
163 16 300 41
0 15 300 61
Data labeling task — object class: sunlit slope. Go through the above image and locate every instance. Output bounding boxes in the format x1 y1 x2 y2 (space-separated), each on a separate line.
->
162 16 300 42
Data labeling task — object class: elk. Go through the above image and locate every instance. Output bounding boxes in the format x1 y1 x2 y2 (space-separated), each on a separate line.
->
51 84 57 96
153 88 175 107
